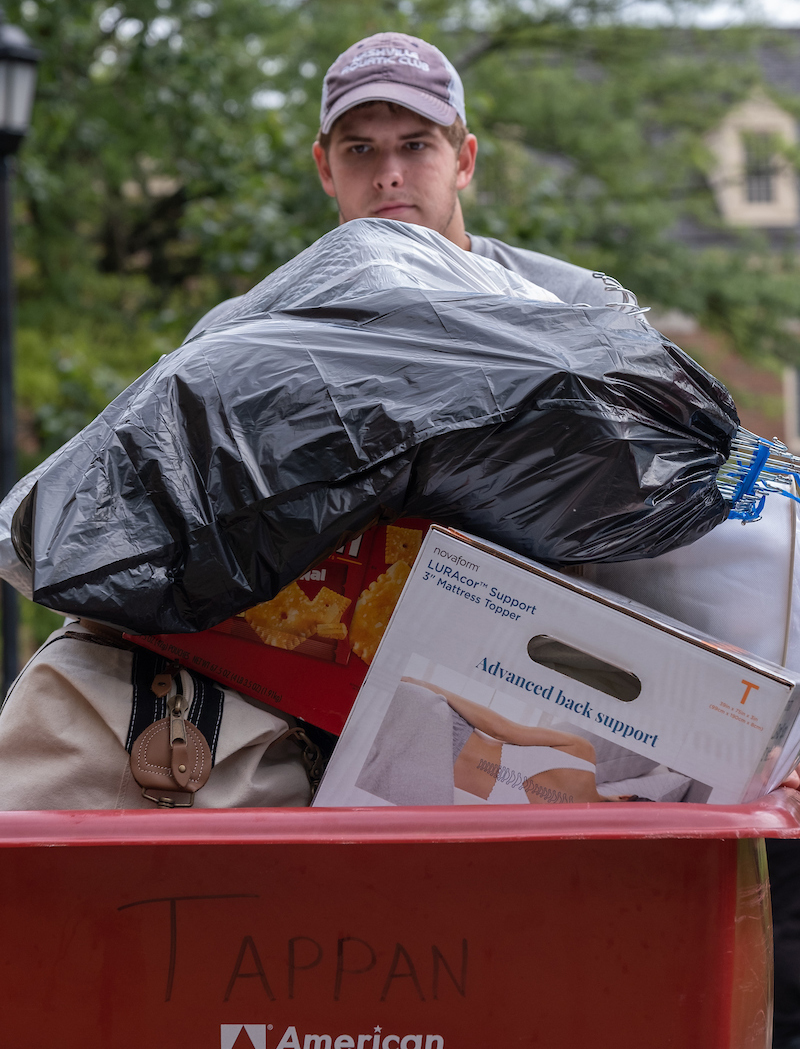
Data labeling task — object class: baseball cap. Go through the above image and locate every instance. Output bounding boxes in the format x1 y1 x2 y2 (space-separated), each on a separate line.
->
320 32 466 135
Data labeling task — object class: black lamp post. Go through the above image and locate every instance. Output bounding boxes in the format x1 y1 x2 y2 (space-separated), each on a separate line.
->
0 11 39 698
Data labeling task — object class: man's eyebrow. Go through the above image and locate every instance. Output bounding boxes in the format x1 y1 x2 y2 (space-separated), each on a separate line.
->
399 128 437 139
336 127 437 144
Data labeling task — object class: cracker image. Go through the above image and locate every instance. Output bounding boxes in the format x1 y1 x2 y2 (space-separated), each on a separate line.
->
244 581 352 651
316 622 348 640
385 525 423 566
244 582 319 643
350 560 412 665
308 586 351 625
248 626 304 650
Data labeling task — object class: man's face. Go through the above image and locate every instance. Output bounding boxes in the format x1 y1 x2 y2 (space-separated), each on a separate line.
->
312 103 477 246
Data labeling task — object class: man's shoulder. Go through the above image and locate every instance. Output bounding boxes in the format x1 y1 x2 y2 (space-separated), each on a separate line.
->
468 234 612 307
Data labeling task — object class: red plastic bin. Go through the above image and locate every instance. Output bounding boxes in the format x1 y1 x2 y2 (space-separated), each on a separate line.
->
1 792 799 1049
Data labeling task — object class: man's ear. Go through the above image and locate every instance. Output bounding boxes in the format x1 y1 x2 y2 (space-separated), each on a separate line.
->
312 141 337 198
456 133 478 191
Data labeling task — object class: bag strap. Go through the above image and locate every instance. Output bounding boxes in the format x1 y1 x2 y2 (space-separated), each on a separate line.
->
62 628 136 652
282 727 325 796
57 630 224 764
126 648 224 764
130 675 213 808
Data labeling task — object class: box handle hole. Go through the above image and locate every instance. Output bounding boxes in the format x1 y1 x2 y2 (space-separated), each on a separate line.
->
527 635 641 702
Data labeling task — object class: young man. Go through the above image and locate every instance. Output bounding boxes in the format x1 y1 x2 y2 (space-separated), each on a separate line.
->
190 31 615 340
309 32 612 307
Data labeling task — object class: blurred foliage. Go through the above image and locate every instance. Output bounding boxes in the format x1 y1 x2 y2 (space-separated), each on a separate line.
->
4 0 800 648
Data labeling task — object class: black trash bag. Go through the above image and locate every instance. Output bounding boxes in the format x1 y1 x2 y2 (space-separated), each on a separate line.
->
6 220 737 634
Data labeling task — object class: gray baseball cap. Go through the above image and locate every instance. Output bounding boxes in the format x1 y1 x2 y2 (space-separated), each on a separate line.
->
320 32 466 135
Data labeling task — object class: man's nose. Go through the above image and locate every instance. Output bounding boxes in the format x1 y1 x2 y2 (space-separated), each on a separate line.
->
374 159 404 190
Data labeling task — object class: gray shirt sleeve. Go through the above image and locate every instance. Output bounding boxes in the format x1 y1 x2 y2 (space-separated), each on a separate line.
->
467 234 620 307
452 709 474 763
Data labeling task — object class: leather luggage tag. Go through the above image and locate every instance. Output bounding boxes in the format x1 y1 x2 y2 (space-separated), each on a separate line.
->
130 667 212 807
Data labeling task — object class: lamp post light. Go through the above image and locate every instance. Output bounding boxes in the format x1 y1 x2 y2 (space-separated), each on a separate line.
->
0 11 39 697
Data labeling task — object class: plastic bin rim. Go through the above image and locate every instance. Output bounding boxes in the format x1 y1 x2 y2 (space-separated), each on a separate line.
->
0 790 799 847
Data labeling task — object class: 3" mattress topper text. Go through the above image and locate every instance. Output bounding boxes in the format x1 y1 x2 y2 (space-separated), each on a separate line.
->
424 559 537 619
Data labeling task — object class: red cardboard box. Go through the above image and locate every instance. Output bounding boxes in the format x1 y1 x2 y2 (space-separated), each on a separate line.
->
128 518 432 734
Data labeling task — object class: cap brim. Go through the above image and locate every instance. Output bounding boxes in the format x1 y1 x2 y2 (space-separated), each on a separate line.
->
321 81 458 134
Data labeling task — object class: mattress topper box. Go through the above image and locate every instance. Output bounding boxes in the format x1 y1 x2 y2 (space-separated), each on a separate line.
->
127 518 432 735
315 526 800 806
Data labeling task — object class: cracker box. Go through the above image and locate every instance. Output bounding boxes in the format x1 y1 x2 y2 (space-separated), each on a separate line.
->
315 526 800 806
127 518 431 734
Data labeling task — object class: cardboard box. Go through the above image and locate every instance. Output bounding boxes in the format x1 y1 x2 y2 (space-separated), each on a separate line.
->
128 518 432 735
316 526 800 805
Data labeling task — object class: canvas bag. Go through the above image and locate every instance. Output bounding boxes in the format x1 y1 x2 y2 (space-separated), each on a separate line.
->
0 620 313 810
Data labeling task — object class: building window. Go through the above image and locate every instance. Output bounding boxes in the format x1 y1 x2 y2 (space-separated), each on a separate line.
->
706 95 799 227
743 132 779 203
